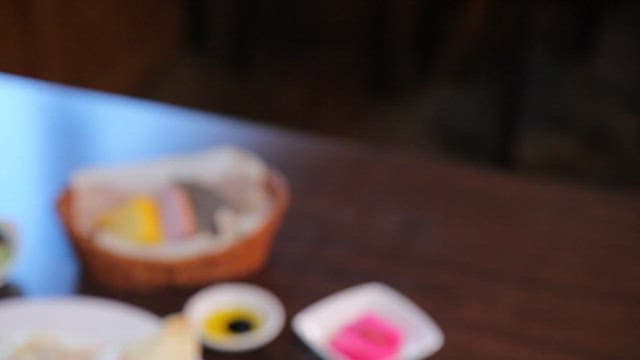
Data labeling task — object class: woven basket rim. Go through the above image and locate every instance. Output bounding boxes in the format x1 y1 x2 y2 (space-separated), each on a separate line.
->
57 170 290 266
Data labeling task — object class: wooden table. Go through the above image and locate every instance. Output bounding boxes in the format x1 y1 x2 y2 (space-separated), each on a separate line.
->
0 73 638 359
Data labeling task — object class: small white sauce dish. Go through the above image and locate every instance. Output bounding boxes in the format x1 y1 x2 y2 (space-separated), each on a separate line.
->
183 282 285 352
291 282 445 359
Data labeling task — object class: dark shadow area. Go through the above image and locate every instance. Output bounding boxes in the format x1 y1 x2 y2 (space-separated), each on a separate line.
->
0 283 23 298
143 0 639 187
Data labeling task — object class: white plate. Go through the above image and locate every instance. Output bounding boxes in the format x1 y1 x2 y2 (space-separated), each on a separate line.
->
292 282 444 359
0 296 160 355
184 282 286 352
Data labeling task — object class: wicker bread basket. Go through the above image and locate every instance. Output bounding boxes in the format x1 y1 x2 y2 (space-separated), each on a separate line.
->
57 170 289 292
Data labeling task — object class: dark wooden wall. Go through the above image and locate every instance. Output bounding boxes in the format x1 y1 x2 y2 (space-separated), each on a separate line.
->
0 0 184 93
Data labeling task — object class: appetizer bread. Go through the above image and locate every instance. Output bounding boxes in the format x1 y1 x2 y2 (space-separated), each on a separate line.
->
57 147 289 292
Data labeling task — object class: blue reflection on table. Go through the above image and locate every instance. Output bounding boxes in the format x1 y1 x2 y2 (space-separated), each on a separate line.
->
0 72 279 296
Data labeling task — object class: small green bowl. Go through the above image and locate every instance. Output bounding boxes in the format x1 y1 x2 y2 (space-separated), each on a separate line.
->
0 222 15 287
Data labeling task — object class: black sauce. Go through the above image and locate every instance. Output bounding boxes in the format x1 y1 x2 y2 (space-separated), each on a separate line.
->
228 319 253 334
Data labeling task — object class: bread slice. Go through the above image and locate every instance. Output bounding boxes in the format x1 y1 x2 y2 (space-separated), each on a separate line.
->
122 315 200 360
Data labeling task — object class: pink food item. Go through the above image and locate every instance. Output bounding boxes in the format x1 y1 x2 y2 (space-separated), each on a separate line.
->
157 185 198 239
330 313 403 360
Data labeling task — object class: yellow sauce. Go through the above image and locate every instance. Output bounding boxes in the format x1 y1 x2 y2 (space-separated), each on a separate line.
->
203 308 261 341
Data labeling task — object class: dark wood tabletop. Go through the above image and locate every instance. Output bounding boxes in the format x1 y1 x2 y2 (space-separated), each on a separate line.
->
0 72 638 359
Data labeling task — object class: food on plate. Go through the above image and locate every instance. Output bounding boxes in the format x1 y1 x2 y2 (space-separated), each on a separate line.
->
330 313 403 360
57 146 290 291
292 283 444 359
1 315 200 360
2 335 98 360
122 315 200 360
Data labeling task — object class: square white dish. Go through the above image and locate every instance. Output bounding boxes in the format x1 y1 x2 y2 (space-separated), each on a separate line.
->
292 282 444 359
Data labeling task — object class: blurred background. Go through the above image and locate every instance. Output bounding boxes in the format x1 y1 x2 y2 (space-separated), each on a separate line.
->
1 0 638 187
